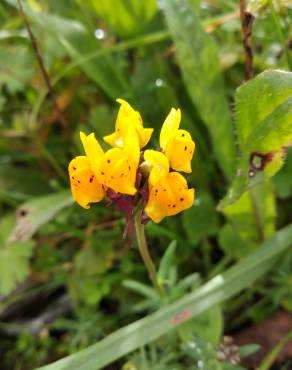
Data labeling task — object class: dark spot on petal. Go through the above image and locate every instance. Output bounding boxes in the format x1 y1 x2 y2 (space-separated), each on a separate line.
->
163 189 166 192
182 133 185 137
78 180 81 183
101 171 105 175
107 159 111 164
180 197 184 201
89 177 93 183
111 176 114 179
72 166 76 170
72 176 74 179
184 146 187 151
128 166 131 171
172 205 176 208
120 173 124 177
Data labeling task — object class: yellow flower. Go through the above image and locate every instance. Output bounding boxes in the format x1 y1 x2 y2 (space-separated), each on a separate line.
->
68 101 195 224
98 147 138 195
68 155 105 209
68 129 140 207
103 99 153 149
143 149 169 188
160 108 195 173
145 172 195 223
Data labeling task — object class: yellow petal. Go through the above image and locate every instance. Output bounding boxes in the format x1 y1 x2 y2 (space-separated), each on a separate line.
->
139 127 153 148
103 132 120 148
123 125 141 167
159 108 181 150
80 132 104 175
144 150 169 188
145 172 195 223
97 148 137 195
165 129 195 173
104 99 153 149
68 156 105 209
116 98 141 126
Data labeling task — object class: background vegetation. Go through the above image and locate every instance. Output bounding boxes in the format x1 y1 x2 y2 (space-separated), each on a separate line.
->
0 0 292 369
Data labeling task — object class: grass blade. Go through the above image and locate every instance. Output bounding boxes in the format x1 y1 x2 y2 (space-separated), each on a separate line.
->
35 223 292 370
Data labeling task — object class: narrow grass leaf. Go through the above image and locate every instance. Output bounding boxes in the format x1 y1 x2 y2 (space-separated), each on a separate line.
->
35 224 292 370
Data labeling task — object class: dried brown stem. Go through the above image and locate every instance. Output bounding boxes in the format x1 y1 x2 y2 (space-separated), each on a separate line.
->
239 0 254 80
17 0 67 128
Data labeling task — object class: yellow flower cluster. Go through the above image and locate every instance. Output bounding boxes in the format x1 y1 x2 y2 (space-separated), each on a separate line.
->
68 99 195 223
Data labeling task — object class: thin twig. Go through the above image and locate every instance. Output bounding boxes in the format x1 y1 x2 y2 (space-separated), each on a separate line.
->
239 0 254 80
17 0 67 127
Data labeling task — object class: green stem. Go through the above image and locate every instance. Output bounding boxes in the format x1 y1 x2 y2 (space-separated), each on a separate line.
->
268 0 292 71
249 187 265 243
259 331 292 370
134 211 165 297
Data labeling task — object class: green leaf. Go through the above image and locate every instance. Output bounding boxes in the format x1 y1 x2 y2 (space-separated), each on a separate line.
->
34 223 292 370
183 192 219 246
161 0 236 180
0 216 34 295
5 0 129 99
219 224 248 260
0 239 34 295
239 344 261 358
10 191 73 241
179 305 223 345
158 241 177 283
0 45 34 93
273 148 292 199
219 70 292 209
86 0 157 37
122 280 158 301
221 181 276 252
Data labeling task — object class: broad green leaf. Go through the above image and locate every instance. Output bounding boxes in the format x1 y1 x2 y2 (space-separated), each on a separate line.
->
219 224 248 260
221 181 276 254
68 244 115 306
219 70 292 209
183 191 219 246
0 239 34 295
10 191 73 241
86 0 157 37
0 45 33 93
161 0 236 180
35 223 292 370
0 216 34 295
273 148 292 199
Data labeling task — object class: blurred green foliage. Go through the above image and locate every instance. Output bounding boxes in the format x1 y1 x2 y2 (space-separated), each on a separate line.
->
0 0 292 369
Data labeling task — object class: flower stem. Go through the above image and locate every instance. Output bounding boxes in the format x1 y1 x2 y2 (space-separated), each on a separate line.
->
134 211 165 297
